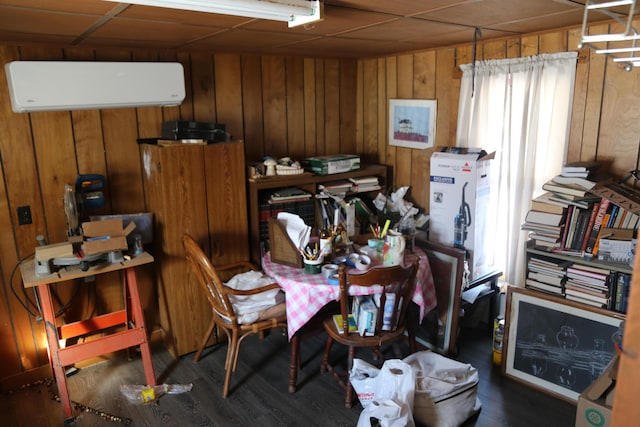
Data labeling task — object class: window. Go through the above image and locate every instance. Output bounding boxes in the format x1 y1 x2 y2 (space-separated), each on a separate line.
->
457 52 578 284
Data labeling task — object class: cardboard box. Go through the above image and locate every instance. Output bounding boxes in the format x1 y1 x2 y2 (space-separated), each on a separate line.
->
597 228 634 263
429 147 496 281
81 219 130 255
304 154 360 175
352 296 377 336
575 355 617 427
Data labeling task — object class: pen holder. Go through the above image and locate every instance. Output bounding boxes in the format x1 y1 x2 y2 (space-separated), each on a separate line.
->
304 257 323 274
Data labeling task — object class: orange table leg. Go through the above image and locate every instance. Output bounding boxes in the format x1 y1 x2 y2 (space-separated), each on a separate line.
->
124 267 156 385
37 283 75 421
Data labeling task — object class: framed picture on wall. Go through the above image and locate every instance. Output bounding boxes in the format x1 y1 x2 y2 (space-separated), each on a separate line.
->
388 98 437 149
503 286 624 402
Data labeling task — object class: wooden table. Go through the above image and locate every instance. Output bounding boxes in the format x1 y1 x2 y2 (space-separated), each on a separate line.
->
20 252 156 423
262 247 437 393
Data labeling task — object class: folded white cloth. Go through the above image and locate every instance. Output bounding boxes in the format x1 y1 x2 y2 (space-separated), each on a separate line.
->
225 270 284 324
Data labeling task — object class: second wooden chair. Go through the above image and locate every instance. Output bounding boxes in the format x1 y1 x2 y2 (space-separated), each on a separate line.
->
320 260 419 408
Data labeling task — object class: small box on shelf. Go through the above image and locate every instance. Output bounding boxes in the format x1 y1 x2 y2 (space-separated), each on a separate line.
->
304 154 360 175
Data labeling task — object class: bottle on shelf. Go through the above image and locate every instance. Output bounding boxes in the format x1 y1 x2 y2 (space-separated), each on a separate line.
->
319 227 333 258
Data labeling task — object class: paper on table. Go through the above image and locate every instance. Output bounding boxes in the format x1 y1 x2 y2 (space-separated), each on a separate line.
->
276 212 311 250
461 283 492 304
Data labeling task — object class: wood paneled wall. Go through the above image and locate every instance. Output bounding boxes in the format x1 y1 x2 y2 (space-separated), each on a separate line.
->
355 24 640 215
2 18 640 382
0 45 356 381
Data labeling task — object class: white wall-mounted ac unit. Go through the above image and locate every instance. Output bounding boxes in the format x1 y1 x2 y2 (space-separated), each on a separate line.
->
5 61 186 113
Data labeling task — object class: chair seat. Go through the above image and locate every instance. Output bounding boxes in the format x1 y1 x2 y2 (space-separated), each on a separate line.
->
323 318 407 348
246 301 286 324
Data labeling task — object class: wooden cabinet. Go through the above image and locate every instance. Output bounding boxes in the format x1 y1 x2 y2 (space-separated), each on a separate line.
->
247 164 388 264
141 141 249 357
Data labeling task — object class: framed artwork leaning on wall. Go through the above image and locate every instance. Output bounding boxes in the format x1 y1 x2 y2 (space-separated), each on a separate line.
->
502 286 624 402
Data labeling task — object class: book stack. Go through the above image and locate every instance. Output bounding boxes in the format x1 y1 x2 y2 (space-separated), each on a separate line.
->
352 295 378 336
332 313 357 334
318 180 353 195
611 272 632 313
560 160 600 178
521 206 566 248
348 176 381 193
522 160 640 257
541 161 602 210
525 256 569 297
564 264 611 308
269 187 313 204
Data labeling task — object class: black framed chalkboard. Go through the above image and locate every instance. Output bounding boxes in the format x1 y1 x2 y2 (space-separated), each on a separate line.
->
503 286 624 402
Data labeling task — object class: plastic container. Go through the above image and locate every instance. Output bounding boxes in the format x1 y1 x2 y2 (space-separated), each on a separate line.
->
303 257 323 274
493 316 505 366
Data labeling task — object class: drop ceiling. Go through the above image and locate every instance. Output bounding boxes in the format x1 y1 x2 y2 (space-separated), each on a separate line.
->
0 0 613 58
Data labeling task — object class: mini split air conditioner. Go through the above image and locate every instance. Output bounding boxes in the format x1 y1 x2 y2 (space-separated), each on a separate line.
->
5 61 186 113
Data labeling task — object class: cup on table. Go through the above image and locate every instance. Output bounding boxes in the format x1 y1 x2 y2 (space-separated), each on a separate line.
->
304 257 324 274
322 263 338 278
383 231 405 267
368 238 384 260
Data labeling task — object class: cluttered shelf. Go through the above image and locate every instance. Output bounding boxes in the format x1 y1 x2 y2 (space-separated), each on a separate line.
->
525 241 632 314
247 163 389 265
248 164 387 188
526 241 633 275
522 160 637 315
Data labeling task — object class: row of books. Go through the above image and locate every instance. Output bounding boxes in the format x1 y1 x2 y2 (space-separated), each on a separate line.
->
525 255 631 313
318 176 381 195
522 161 637 258
334 294 398 336
334 295 378 336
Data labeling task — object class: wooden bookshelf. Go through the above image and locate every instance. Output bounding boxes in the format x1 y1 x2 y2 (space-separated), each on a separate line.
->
247 164 388 264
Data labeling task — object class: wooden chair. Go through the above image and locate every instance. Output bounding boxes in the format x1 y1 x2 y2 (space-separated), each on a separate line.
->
182 234 287 398
320 260 419 408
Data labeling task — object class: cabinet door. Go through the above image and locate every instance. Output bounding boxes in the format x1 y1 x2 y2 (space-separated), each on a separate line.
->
204 142 249 265
141 144 212 357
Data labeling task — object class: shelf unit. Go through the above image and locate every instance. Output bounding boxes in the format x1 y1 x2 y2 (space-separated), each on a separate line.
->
525 240 633 314
247 164 388 264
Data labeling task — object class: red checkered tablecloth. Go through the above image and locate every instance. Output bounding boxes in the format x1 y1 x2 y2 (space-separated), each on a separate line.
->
262 247 437 339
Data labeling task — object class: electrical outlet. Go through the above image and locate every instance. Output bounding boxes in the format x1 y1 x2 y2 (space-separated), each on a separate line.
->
17 205 32 225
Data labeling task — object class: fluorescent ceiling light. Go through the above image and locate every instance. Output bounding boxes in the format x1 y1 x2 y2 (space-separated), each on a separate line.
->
580 0 640 71
104 0 322 27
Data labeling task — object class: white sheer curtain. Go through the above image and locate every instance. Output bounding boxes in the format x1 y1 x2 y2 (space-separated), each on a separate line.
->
457 52 578 284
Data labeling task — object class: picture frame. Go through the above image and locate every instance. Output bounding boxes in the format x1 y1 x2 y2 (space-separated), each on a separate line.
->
414 239 465 355
388 98 436 149
503 286 624 402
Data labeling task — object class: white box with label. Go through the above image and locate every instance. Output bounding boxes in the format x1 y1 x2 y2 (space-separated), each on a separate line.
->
429 148 496 281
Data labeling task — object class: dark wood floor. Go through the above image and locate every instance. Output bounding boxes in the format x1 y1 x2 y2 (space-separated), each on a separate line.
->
1 323 577 427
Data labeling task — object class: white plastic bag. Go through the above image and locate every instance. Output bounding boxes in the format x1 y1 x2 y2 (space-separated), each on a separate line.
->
120 383 193 405
356 399 414 427
350 359 381 408
352 359 416 427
